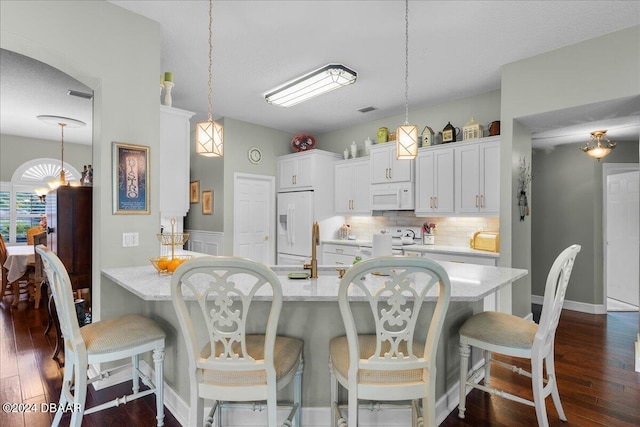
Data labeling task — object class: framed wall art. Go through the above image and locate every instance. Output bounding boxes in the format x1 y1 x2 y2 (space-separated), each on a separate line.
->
112 142 150 214
190 181 200 203
202 190 213 215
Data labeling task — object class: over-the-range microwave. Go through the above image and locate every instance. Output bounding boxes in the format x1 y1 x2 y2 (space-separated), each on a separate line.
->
370 182 415 211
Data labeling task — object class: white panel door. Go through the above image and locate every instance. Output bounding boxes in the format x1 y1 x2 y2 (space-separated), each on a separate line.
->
234 174 274 264
352 160 370 213
455 144 480 213
479 141 500 214
607 170 639 306
334 163 353 214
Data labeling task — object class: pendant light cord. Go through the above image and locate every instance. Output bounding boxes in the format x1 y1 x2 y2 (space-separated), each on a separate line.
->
404 0 410 125
207 0 213 122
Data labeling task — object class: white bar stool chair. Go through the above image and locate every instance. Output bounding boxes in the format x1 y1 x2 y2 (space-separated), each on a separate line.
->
170 256 303 427
329 256 451 427
37 245 166 427
458 244 581 427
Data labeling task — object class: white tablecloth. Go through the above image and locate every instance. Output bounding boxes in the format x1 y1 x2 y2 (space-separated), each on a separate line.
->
3 245 34 283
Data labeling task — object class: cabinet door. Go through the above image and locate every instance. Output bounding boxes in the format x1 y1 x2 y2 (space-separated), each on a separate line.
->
294 155 314 188
351 160 370 213
389 145 413 183
415 151 435 213
278 157 298 190
433 149 454 213
334 163 353 214
455 144 481 213
479 141 500 214
370 147 390 184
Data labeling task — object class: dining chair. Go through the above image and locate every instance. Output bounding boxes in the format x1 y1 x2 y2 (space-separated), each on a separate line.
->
329 256 451 427
26 226 43 245
458 244 581 427
36 245 166 427
28 231 48 308
171 256 303 427
0 234 33 306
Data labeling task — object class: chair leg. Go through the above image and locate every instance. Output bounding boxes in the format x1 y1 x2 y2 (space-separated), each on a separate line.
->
458 342 470 419
531 356 549 427
424 379 436 427
45 293 54 335
267 385 277 427
293 357 303 427
546 354 566 421
484 350 492 386
132 354 140 394
348 387 358 427
53 355 74 426
70 359 88 427
153 348 166 426
191 391 204 427
329 361 338 427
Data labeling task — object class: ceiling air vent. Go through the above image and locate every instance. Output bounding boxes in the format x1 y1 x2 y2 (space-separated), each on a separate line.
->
67 89 93 100
357 106 377 113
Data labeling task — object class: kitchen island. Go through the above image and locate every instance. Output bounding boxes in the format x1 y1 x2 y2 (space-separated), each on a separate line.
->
101 259 526 425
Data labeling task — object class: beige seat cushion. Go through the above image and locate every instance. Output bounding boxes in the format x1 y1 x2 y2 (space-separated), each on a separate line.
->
81 314 165 355
460 311 538 350
330 335 425 384
201 335 303 386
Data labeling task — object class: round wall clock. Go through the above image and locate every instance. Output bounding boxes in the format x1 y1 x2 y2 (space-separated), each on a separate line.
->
248 147 262 164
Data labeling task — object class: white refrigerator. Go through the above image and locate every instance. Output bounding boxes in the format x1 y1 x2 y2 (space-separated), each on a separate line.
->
277 191 313 265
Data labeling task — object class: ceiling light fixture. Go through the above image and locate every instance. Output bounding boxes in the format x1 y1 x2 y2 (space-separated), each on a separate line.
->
195 0 223 157
580 130 617 161
37 115 86 189
265 64 357 108
34 187 49 202
396 0 418 160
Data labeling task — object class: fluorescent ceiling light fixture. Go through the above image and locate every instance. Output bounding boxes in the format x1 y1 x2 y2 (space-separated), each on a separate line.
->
265 64 357 107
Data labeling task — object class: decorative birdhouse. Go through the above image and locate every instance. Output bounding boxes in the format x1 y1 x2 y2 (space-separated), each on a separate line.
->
463 117 483 141
421 125 435 147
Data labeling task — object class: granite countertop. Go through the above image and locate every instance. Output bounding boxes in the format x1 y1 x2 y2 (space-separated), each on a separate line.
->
322 239 499 258
102 261 525 303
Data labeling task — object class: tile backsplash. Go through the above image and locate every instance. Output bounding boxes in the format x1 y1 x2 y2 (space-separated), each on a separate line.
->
345 212 499 247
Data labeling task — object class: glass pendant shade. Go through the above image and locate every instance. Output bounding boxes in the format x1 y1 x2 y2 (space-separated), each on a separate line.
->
580 130 616 161
196 119 223 157
396 124 418 159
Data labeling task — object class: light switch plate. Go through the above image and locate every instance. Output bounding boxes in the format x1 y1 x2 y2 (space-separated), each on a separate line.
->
122 232 139 247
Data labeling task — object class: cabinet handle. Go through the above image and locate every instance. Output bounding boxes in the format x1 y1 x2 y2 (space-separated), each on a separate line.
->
336 248 344 254
480 194 485 208
385 168 389 179
475 195 479 207
389 168 392 179
434 197 438 209
336 261 344 265
429 197 433 208
351 200 354 210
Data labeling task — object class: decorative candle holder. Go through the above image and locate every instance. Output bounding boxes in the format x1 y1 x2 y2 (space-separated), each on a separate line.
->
163 81 174 107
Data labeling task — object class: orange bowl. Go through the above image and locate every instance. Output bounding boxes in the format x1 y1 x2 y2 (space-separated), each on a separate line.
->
150 255 193 275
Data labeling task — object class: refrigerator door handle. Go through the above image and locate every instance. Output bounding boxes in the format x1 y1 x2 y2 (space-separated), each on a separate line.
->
290 205 295 245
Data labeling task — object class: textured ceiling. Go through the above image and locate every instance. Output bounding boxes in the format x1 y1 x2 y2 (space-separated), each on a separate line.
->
1 1 639 148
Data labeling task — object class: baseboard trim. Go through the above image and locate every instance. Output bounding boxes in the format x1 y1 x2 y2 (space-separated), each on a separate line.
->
87 359 485 426
531 295 606 314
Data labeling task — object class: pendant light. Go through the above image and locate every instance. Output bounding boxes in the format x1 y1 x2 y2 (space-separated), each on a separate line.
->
396 0 418 160
36 115 86 189
580 130 617 161
196 0 223 157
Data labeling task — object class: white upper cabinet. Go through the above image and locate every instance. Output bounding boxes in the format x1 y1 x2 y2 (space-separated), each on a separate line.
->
369 144 414 184
159 105 195 219
455 137 500 215
335 158 370 215
415 146 454 216
278 153 314 190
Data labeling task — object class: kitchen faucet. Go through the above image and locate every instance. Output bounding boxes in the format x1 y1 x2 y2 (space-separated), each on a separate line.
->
304 221 319 278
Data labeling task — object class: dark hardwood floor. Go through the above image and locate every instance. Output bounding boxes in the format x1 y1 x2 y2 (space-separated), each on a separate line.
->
1 296 638 426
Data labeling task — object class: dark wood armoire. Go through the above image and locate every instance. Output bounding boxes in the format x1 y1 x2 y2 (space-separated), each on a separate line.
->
46 186 92 293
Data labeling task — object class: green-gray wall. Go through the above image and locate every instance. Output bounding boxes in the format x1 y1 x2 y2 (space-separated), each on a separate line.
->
531 142 639 305
0 134 92 181
186 117 294 253
1 0 161 322
501 25 640 317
